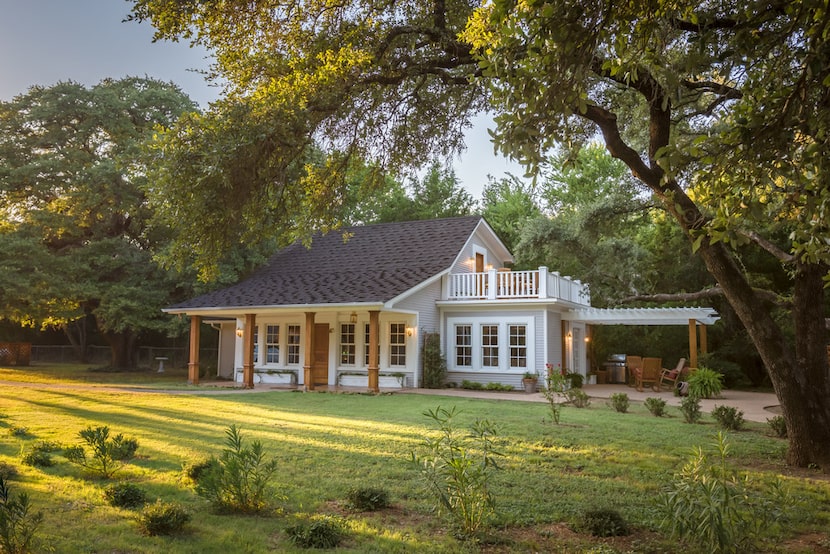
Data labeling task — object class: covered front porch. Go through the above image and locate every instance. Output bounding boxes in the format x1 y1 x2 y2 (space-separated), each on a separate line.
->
183 307 419 392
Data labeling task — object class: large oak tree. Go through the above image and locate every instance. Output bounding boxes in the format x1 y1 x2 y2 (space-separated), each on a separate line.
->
130 0 830 469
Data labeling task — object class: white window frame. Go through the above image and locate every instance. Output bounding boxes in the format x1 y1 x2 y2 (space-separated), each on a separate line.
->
454 324 472 368
446 316 536 372
265 324 280 364
340 323 356 366
287 324 301 365
389 322 406 367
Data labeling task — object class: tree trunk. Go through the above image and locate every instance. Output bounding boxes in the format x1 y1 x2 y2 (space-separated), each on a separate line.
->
101 329 138 370
63 314 91 363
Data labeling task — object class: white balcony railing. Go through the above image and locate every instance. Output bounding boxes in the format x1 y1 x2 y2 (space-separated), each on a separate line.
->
446 266 590 305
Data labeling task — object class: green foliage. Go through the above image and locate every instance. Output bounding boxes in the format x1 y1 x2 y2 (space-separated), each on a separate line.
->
460 380 483 390
412 406 502 537
285 515 346 549
767 416 787 438
680 396 703 424
644 397 667 417
194 425 282 514
182 458 219 483
19 450 53 469
137 500 190 536
484 382 514 391
688 367 724 399
568 373 584 388
564 388 591 408
542 369 568 424
480 175 542 251
578 508 630 538
7 427 28 438
103 482 149 509
659 433 795 553
0 464 17 482
345 487 391 512
711 406 745 431
608 393 629 414
421 332 448 389
64 426 138 479
0 475 43 554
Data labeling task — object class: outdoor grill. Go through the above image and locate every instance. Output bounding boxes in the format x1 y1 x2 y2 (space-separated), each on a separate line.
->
603 353 627 384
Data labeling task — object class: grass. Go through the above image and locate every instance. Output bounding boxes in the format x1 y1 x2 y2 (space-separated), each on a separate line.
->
0 363 828 552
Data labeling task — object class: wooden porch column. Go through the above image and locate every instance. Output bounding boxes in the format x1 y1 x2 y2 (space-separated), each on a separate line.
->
188 315 201 384
688 319 699 369
368 310 380 393
242 314 256 388
699 323 708 356
303 312 315 391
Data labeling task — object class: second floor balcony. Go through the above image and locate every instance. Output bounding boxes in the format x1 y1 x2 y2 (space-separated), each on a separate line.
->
445 266 591 306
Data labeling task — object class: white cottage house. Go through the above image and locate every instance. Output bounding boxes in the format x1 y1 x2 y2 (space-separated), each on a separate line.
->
165 216 718 390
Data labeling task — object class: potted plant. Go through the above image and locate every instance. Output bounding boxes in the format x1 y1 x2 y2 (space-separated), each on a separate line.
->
522 371 538 393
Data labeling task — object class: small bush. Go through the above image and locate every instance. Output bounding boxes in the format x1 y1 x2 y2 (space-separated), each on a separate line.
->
484 382 514 391
345 487 391 511
711 405 745 431
182 458 219 483
460 380 483 390
688 367 724 399
421 332 448 389
565 388 591 408
137 500 190 536
644 397 667 417
20 450 54 468
285 515 346 549
64 426 139 479
104 482 148 509
680 396 703 424
0 463 17 482
608 393 629 413
7 427 29 439
578 508 630 537
767 415 787 438
0 475 43 554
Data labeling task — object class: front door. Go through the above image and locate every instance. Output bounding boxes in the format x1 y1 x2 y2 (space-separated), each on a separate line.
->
312 323 329 385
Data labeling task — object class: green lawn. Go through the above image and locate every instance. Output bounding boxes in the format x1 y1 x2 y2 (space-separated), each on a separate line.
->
0 364 828 553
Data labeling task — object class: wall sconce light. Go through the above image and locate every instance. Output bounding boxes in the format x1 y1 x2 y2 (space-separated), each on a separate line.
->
350 312 358 324
584 336 591 343
235 326 244 338
566 332 572 340
406 327 414 337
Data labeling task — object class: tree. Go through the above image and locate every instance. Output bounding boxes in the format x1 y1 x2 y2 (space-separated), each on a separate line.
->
479 174 541 250
0 78 197 368
129 1 830 468
462 1 830 469
374 162 476 223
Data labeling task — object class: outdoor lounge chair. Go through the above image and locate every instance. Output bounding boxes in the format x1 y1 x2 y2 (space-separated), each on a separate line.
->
625 355 642 387
658 358 686 391
634 357 662 392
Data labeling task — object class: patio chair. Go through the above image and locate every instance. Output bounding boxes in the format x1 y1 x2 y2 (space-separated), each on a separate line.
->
658 358 686 391
625 356 642 387
634 357 662 392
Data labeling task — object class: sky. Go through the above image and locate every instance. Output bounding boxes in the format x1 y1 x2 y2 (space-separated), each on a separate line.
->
0 0 523 199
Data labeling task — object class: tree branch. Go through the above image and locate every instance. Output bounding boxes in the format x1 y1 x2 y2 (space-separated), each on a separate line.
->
737 229 796 263
621 286 789 308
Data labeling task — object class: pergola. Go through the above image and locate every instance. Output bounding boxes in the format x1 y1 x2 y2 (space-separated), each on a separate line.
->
566 306 720 368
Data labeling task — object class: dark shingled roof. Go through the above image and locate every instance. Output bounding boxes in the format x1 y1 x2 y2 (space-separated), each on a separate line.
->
169 215 483 310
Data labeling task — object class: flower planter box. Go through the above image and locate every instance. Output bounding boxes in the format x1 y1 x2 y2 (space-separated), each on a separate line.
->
338 374 405 388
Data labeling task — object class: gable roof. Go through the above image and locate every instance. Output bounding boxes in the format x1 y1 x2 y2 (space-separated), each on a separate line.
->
167 215 485 312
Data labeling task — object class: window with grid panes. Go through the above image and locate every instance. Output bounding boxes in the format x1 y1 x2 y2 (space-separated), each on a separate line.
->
455 324 472 367
340 323 356 365
390 323 406 366
265 325 279 363
252 325 259 363
509 324 527 368
287 325 300 364
481 324 499 367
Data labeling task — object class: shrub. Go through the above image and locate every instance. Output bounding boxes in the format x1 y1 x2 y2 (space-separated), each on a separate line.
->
711 405 745 431
104 482 148 509
484 382 513 391
64 426 138 479
543 370 568 424
644 397 667 417
421 333 447 389
460 380 483 390
412 406 502 537
7 427 28 439
608 393 629 413
767 415 787 438
0 463 17 482
688 367 724 399
0 475 43 554
578 508 630 537
20 450 54 468
658 432 795 553
568 373 584 388
137 500 190 536
565 388 591 408
285 515 346 549
183 458 219 483
195 425 282 514
680 395 703 423
345 487 391 511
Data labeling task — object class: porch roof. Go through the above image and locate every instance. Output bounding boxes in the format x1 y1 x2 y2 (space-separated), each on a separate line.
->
566 306 720 325
166 216 483 313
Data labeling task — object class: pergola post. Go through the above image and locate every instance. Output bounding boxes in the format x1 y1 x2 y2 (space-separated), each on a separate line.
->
303 312 315 391
368 310 380 392
187 315 201 385
688 318 699 369
242 313 256 388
